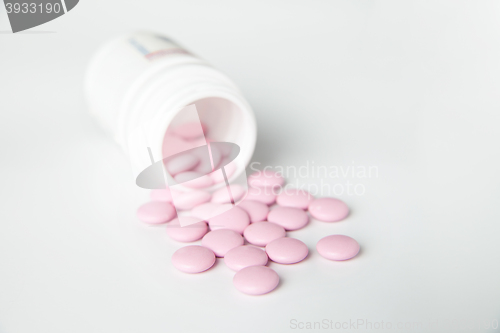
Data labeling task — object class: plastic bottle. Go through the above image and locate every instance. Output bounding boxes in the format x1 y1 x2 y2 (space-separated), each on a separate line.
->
85 31 256 186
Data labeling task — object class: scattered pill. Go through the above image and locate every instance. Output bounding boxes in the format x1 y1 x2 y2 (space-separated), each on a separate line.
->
248 170 285 188
308 198 349 222
224 245 268 271
276 189 314 210
267 206 309 231
243 222 286 247
237 200 269 223
207 206 250 234
137 201 176 224
165 153 199 176
265 237 308 264
173 190 211 210
233 266 279 295
316 235 360 261
138 155 361 295
201 229 244 257
245 187 277 206
191 202 232 220
166 217 208 242
211 184 246 204
172 245 216 273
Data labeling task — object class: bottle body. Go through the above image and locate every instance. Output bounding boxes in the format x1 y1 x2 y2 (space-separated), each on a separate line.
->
85 32 257 186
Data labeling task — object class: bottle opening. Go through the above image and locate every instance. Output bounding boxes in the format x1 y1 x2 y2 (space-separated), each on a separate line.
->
156 98 254 226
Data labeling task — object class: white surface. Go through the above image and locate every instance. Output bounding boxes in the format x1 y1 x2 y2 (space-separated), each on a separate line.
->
1 1 500 332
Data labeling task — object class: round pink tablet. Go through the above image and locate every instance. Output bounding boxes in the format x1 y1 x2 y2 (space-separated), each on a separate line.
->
165 153 199 175
276 189 314 210
173 190 211 210
137 201 176 224
172 245 215 273
224 245 268 271
166 217 208 242
316 235 360 261
267 206 309 231
248 170 285 188
233 266 279 295
175 172 214 189
150 188 181 202
308 198 349 222
243 222 286 247
191 202 232 220
237 200 269 223
172 121 207 140
265 237 308 264
245 187 277 206
207 206 250 234
211 184 246 204
201 229 244 257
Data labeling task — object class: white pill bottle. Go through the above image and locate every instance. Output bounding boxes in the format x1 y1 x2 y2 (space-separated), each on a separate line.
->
85 31 257 187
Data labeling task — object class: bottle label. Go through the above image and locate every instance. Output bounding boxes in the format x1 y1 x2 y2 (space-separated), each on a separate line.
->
127 33 190 61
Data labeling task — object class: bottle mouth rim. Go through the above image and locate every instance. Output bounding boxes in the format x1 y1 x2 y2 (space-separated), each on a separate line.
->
153 90 257 192
120 74 256 193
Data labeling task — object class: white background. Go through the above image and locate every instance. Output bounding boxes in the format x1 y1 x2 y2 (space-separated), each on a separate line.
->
1 1 500 332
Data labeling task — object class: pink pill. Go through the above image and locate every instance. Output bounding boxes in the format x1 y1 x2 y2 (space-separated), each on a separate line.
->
171 121 207 141
316 235 360 261
192 144 222 174
211 184 246 204
243 222 286 247
207 206 250 234
276 189 314 210
201 229 244 257
166 217 208 242
150 187 181 202
237 200 269 223
162 134 196 158
267 206 309 231
233 266 279 295
172 245 215 273
308 198 349 222
209 161 236 183
173 190 211 210
224 245 268 271
191 202 232 220
175 172 214 189
137 201 176 224
248 170 285 189
265 237 308 264
165 153 199 176
245 187 277 206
